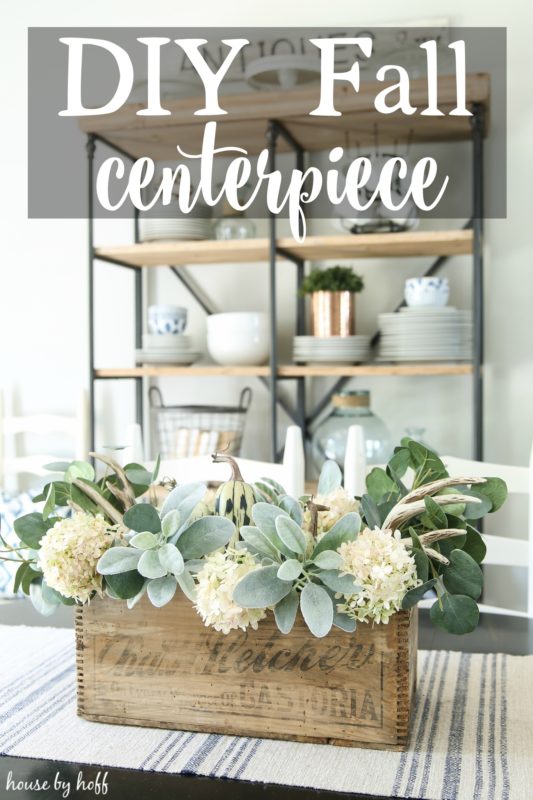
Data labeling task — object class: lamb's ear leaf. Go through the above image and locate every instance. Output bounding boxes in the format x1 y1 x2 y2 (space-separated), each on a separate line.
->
317 460 343 495
160 482 206 518
317 570 360 595
240 526 281 561
274 589 299 634
233 565 293 608
158 543 185 577
177 569 197 602
300 582 334 638
277 559 302 581
275 516 306 556
175 516 234 559
311 512 360 558
278 495 303 526
147 575 177 608
97 546 141 575
251 504 294 558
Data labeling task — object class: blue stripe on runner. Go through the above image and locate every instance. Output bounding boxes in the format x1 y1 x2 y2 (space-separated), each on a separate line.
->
209 736 240 776
138 731 176 770
473 653 488 799
0 664 74 726
182 734 221 772
416 650 451 798
3 688 76 753
150 732 186 770
0 679 76 750
158 732 197 772
0 645 71 703
488 653 498 798
391 650 433 796
223 738 253 778
404 650 447 797
440 653 472 799
234 739 262 779
500 654 510 800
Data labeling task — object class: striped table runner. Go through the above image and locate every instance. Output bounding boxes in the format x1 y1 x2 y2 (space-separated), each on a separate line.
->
0 624 531 800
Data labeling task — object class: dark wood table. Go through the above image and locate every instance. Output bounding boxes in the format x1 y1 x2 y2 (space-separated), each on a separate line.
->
1 610 532 800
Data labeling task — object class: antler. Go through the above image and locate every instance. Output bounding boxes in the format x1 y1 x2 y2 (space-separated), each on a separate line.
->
383 494 481 531
396 476 486 506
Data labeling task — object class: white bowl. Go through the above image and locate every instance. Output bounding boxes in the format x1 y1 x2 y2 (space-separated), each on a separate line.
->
207 313 269 365
404 278 449 308
148 305 188 335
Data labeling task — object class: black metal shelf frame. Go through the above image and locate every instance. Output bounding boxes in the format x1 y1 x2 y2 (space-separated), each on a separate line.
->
86 108 485 462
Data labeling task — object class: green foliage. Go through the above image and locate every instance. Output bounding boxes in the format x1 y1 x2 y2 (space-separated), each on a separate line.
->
105 571 145 600
442 550 483 600
299 265 364 295
401 579 436 609
123 503 161 534
430 593 480 635
14 514 51 550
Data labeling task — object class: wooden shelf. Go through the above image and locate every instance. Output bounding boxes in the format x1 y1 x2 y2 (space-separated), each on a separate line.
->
95 229 473 268
81 74 490 158
95 363 473 379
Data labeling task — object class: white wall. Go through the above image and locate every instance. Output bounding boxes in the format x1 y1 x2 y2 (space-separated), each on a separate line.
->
1 2 532 607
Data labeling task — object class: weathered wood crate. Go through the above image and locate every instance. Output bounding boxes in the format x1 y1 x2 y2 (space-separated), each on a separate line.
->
76 596 417 750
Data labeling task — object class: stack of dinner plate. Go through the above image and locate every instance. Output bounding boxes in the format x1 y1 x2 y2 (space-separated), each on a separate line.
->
293 335 371 364
377 307 472 362
139 208 212 242
135 334 201 366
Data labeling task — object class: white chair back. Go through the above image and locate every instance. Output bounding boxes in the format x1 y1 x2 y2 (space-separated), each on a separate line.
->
0 388 89 492
151 427 305 498
442 447 533 618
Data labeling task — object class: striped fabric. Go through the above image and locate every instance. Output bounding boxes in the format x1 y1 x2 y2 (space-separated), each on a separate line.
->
0 625 531 800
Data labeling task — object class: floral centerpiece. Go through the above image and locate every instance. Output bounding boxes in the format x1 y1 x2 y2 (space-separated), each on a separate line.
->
1 440 507 637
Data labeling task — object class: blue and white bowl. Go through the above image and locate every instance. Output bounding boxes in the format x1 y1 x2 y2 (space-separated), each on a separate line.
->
148 305 188 335
404 277 449 308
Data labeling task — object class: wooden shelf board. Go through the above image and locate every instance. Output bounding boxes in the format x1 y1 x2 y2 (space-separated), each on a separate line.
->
95 229 473 268
95 363 473 379
81 74 490 158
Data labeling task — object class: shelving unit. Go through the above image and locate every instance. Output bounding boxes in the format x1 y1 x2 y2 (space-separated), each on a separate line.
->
84 73 488 461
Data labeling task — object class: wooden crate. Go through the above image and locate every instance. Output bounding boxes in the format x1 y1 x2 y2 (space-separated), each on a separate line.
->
76 595 417 750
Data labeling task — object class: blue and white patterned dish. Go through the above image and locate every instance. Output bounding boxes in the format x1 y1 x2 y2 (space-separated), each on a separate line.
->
404 277 449 308
148 305 188 335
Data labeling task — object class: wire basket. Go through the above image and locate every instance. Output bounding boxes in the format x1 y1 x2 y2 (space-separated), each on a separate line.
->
149 386 252 459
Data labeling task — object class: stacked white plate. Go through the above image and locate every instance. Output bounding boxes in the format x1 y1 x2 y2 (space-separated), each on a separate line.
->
139 215 211 242
378 307 472 362
136 334 201 366
293 335 371 364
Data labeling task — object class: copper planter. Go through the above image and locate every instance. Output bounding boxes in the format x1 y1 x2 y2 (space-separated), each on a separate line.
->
310 291 355 337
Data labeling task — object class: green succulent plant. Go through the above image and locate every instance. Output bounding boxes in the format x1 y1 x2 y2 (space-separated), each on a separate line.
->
299 265 364 295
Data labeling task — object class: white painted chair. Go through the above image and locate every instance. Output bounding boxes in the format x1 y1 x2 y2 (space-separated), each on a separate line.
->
440 448 533 618
0 389 90 492
149 425 305 499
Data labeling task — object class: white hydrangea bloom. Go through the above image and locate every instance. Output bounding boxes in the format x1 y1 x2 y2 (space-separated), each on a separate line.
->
336 528 420 624
195 550 267 634
304 487 360 537
39 513 116 603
